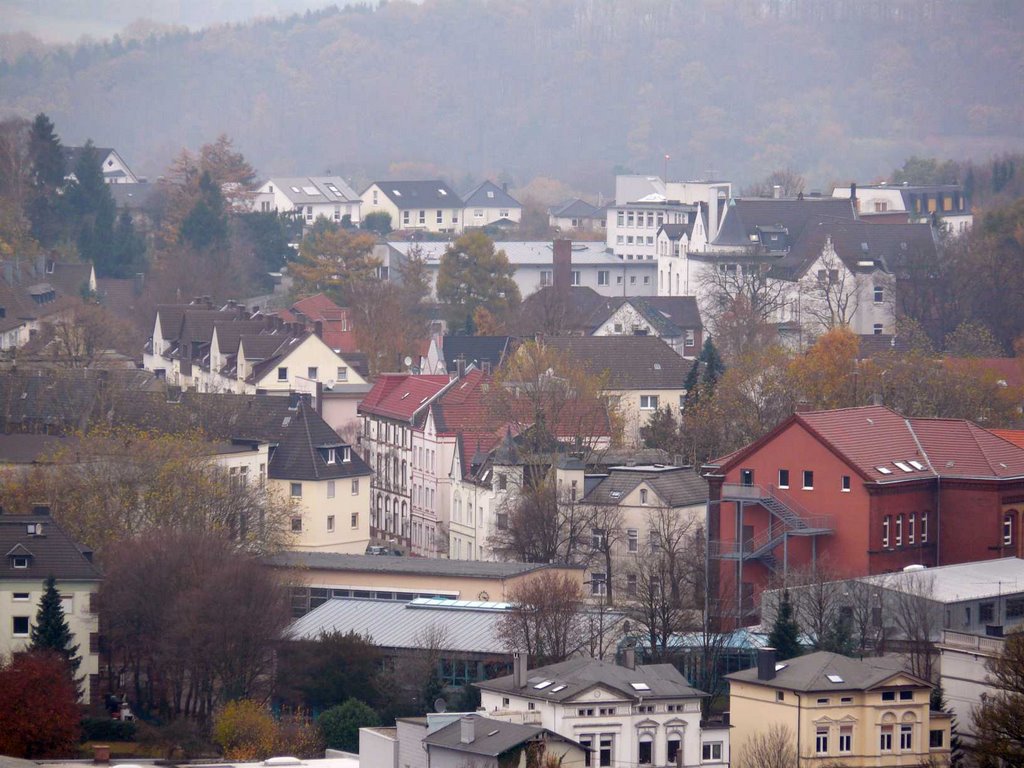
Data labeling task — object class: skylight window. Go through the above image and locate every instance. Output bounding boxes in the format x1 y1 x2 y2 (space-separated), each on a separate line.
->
893 461 913 472
908 460 925 470
534 680 554 689
876 466 893 475
775 663 787 671
487 729 500 737
392 189 401 196
630 682 651 691
609 491 622 499
303 186 321 195
827 674 844 683
290 186 300 193
438 189 448 195
550 684 567 692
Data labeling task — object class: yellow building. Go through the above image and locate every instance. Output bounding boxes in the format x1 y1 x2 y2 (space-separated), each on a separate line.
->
727 650 951 767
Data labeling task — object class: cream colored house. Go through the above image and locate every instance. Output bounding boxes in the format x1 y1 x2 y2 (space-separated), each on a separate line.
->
270 400 372 554
462 180 522 228
477 655 729 768
1 508 102 704
361 180 464 234
727 650 952 767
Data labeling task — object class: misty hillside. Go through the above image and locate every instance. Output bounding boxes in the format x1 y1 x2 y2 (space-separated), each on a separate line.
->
2 0 1022 192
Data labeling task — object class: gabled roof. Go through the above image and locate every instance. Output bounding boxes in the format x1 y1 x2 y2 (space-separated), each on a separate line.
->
267 176 359 204
267 400 371 481
590 297 702 339
727 651 925 692
583 466 707 508
61 145 115 170
462 180 521 209
476 657 705 701
541 336 692 390
0 512 102 581
712 197 856 248
548 198 601 219
424 716 551 758
367 180 463 209
516 286 615 336
441 336 516 375
358 373 452 422
710 405 1024 484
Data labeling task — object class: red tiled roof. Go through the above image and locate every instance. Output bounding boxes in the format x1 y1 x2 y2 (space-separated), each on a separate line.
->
716 405 1024 483
991 430 1024 450
277 293 358 353
358 373 451 421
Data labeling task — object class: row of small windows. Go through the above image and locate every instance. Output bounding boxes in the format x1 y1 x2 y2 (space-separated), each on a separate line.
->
742 468 851 492
881 512 929 548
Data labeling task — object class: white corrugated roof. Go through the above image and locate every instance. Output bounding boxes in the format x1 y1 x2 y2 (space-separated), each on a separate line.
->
859 557 1024 603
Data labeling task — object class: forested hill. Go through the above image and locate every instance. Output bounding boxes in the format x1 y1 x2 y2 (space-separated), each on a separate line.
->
2 0 1022 192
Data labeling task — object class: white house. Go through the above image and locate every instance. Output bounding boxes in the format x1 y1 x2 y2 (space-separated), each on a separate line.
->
252 176 362 226
361 180 464 234
549 199 606 233
477 655 729 768
832 183 973 234
462 180 522 228
63 146 139 184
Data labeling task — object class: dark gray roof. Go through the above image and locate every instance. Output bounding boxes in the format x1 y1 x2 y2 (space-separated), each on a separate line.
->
369 180 464 209
0 433 71 464
583 466 707 507
727 651 924 692
442 336 517 374
588 296 702 339
265 550 579 578
712 198 856 248
109 182 162 210
542 336 692 389
61 145 115 170
0 511 102 581
462 180 521 209
424 716 547 757
476 657 705 701
548 198 601 219
268 400 371 481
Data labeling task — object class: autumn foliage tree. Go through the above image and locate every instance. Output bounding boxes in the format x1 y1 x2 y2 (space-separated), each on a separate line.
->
436 231 520 332
291 226 381 306
0 651 81 758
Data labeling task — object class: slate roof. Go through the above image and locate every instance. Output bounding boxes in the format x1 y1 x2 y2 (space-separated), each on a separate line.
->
462 180 521 209
287 598 513 653
268 400 371 481
583 466 707 508
0 511 102 581
476 657 705 701
727 651 922 692
515 286 615 336
368 180 463 209
424 717 549 757
548 198 602 219
711 405 1024 484
61 145 115 171
441 336 517 374
589 296 702 339
358 374 451 422
96 277 143 319
711 198 856 248
47 262 93 296
542 336 692 390
267 550 573 579
268 176 359 204
0 433 72 464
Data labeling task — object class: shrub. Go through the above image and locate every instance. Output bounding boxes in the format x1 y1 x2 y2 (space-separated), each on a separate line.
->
274 708 324 758
81 718 137 743
0 651 81 758
318 699 379 752
212 700 276 761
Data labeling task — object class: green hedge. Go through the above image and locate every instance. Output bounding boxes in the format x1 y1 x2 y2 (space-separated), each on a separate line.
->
81 717 137 742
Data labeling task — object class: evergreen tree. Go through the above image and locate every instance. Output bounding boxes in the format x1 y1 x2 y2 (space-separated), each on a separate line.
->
682 358 701 407
26 113 67 247
29 575 81 680
68 141 117 272
931 683 964 766
639 405 683 456
108 209 146 278
819 609 854 655
698 338 725 391
180 170 228 251
768 589 802 660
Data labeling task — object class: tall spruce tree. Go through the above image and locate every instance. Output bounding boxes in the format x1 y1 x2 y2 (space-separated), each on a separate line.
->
698 338 725 390
26 113 67 247
69 140 117 273
768 589 802 660
108 209 146 278
29 575 81 680
180 170 228 251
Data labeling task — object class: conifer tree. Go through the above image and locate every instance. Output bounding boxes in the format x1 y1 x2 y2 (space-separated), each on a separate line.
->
698 338 725 391
768 589 802 660
180 170 228 251
26 113 67 247
29 575 81 680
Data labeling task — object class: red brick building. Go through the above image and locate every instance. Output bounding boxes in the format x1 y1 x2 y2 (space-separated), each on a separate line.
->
703 405 1024 625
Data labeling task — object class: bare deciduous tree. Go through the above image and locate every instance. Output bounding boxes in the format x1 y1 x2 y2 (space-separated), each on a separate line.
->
735 724 798 768
797 242 870 333
496 571 588 666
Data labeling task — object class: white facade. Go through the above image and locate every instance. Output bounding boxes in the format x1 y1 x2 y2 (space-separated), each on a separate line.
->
253 176 362 226
606 202 697 262
938 630 1003 744
361 183 463 234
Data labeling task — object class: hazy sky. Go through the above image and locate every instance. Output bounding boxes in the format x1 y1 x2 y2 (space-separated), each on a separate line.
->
0 0 366 43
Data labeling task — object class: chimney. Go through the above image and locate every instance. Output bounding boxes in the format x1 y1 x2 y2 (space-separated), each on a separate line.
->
313 320 323 339
850 182 859 212
622 646 636 670
513 651 528 689
460 716 476 745
553 239 572 292
502 181 508 194
756 648 777 681
456 356 466 379
708 191 720 243
133 272 145 297
772 185 782 199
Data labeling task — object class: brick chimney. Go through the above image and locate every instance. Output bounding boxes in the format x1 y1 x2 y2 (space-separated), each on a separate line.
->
553 239 572 292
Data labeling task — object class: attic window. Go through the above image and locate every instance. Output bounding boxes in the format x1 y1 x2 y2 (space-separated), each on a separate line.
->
860 242 869 253
908 460 925 470
893 461 913 472
609 491 622 500
826 674 844 683
487 190 494 198
653 363 662 370
876 466 892 475
630 682 651 691
534 680 554 689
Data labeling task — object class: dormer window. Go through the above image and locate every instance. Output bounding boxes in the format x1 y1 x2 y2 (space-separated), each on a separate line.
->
342 447 351 463
12 556 29 569
326 448 337 465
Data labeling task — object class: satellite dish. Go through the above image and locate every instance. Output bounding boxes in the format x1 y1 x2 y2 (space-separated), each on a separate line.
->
433 697 447 713
403 356 413 367
326 379 336 389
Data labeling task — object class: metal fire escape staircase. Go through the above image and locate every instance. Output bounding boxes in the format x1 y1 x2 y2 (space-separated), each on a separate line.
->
712 484 834 574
